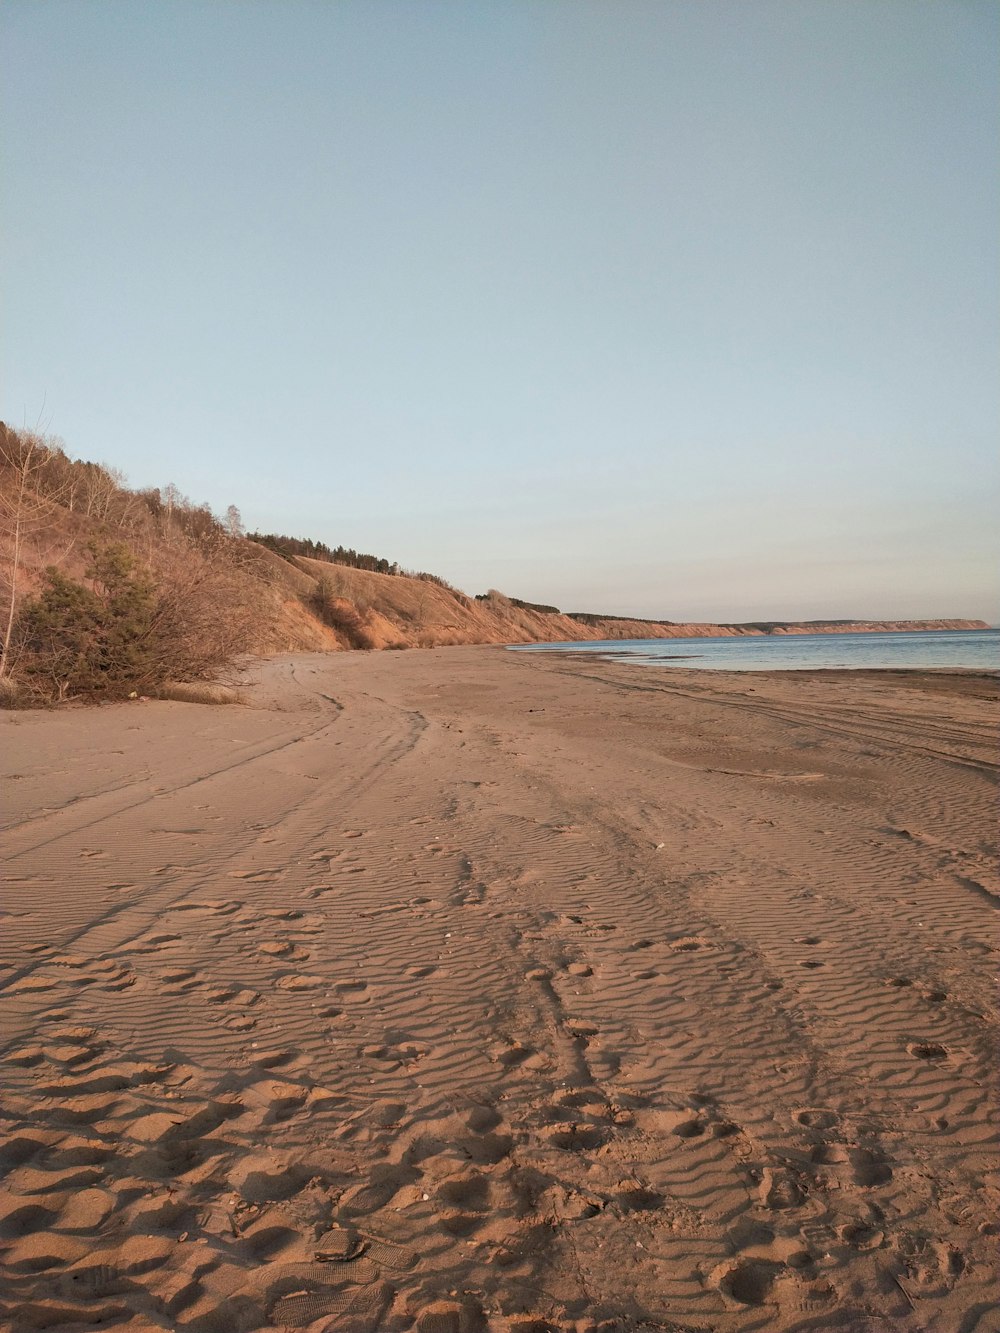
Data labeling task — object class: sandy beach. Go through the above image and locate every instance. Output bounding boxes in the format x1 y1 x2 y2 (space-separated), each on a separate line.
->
1 647 997 1333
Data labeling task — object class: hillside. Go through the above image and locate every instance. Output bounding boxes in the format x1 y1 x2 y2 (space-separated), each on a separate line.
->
262 558 986 651
0 424 987 702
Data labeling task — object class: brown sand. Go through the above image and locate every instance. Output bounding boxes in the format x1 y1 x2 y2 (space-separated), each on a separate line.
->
1 648 997 1333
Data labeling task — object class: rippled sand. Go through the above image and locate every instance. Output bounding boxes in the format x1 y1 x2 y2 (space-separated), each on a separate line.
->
1 649 997 1332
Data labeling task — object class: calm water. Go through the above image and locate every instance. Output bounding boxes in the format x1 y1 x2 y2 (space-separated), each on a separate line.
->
513 628 1000 672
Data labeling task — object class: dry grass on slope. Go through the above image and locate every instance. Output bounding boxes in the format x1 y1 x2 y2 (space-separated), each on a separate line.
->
282 562 759 650
290 560 578 648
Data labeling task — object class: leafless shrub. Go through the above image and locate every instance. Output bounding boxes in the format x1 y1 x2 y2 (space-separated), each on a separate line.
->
145 531 263 680
0 676 28 708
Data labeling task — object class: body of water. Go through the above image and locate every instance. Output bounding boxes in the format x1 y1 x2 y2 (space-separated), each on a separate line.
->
513 628 1000 672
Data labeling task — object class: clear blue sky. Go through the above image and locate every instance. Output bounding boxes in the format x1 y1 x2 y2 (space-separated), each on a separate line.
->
3 1 997 622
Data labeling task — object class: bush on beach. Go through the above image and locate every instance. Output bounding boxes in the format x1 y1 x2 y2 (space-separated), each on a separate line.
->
13 543 160 701
8 537 257 704
1 424 266 705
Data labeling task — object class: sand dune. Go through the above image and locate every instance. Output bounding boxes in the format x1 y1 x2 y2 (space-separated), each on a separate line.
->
1 649 997 1332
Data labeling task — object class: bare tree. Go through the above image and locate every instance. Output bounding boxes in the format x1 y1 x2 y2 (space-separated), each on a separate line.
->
225 504 244 539
0 431 57 680
162 483 182 525
79 462 125 520
146 528 262 679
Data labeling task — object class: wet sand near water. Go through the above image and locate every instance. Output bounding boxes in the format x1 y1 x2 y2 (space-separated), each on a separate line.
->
1 647 998 1332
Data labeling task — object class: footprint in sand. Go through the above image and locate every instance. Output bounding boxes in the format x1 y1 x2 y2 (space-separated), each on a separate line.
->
412 1298 487 1333
564 1020 599 1043
711 1256 787 1309
436 1170 492 1217
840 1221 885 1251
554 1087 607 1112
228 1153 314 1204
759 1167 807 1210
794 1108 840 1131
270 1283 389 1329
850 1147 893 1187
810 1142 851 1175
261 1081 309 1123
673 1118 708 1140
609 1180 662 1216
525 967 552 982
361 1100 408 1130
542 1122 609 1152
55 1261 136 1299
465 1105 501 1133
908 1041 949 1062
896 1234 966 1296
492 1042 535 1070
340 1164 419 1216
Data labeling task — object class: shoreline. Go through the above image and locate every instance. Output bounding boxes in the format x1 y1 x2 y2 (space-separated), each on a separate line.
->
509 651 1000 696
509 630 999 679
2 646 997 1329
